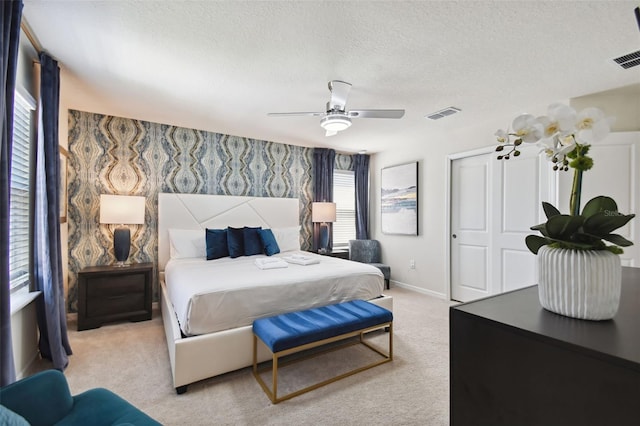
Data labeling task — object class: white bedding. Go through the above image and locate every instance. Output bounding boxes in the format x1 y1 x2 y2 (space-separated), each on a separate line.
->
164 251 384 336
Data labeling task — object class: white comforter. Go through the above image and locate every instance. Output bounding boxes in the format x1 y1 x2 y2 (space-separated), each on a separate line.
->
164 251 384 336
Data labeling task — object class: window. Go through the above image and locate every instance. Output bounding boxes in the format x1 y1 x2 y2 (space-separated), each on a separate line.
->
332 169 356 248
9 90 35 295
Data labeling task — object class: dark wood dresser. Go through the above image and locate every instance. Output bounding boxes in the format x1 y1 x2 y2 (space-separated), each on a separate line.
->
450 266 640 426
77 262 153 331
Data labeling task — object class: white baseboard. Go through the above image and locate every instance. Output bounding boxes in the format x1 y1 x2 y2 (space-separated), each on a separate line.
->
390 280 447 300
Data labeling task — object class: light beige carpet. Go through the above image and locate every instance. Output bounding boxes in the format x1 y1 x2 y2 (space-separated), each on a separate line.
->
31 287 452 425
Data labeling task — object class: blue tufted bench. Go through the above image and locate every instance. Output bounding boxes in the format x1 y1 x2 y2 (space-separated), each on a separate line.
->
252 299 393 403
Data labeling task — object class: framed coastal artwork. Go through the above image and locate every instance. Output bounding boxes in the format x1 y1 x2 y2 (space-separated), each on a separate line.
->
381 161 418 235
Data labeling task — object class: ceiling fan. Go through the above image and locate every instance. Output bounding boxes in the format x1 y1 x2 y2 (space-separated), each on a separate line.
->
267 80 405 136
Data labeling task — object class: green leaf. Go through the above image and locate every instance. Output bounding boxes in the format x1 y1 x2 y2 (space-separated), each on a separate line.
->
605 246 624 255
602 233 634 247
545 215 584 239
542 202 561 219
525 235 549 254
581 196 617 218
583 212 635 236
530 222 554 238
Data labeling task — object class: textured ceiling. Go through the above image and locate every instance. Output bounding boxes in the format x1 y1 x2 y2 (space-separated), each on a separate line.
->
22 1 640 153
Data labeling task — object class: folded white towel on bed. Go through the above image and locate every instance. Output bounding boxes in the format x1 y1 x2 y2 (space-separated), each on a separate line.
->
282 255 320 266
254 257 289 269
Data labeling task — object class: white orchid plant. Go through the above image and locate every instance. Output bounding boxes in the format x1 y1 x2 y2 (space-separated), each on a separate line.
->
495 103 635 255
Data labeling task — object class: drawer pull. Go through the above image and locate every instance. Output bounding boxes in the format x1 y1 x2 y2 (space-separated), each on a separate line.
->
107 295 128 300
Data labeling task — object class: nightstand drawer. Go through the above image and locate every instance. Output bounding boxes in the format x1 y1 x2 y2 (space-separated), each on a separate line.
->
86 291 146 318
86 273 146 297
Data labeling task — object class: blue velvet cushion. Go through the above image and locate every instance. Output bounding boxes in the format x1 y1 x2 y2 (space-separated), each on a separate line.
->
259 229 280 256
58 388 160 426
253 300 393 352
0 369 74 426
0 369 161 426
205 228 228 260
243 226 263 256
227 227 245 258
0 406 29 426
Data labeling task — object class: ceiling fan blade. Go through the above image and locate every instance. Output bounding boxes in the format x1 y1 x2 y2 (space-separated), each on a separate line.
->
325 129 338 137
328 80 352 110
267 112 326 117
348 109 405 119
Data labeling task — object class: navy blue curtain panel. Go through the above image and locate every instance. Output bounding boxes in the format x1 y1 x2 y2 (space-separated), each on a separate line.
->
1 0 23 387
354 154 370 239
34 52 72 370
312 148 335 252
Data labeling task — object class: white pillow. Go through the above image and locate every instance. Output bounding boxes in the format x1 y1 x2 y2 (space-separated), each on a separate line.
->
168 228 206 259
271 226 301 252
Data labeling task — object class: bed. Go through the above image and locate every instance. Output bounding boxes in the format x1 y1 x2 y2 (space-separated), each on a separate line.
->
158 193 393 393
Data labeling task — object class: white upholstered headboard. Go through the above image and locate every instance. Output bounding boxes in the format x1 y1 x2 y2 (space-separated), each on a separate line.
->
158 193 300 271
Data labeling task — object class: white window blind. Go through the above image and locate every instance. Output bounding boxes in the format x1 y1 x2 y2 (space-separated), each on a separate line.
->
333 169 356 248
9 91 34 293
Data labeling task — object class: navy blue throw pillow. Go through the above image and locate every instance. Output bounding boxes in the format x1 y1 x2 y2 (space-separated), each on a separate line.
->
205 228 228 260
227 227 245 258
259 229 280 256
244 226 263 256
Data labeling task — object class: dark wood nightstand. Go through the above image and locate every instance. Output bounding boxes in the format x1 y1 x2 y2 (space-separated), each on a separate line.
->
315 249 350 259
77 262 153 331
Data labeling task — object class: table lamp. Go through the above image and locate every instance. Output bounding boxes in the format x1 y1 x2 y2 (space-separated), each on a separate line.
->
312 202 336 254
100 194 145 266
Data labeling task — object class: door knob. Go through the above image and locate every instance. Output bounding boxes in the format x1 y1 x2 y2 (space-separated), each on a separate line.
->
452 234 457 239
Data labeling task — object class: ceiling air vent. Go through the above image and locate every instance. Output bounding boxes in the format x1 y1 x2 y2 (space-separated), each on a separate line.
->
426 106 461 120
613 50 640 69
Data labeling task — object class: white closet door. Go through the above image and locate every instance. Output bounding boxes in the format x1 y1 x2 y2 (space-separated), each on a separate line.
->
556 131 640 267
451 154 493 302
451 149 550 302
492 150 551 294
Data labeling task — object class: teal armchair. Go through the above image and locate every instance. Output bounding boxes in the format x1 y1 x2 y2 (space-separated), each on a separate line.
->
0 369 160 426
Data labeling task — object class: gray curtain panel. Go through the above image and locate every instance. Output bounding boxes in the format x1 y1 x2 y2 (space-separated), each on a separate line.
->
312 148 335 251
1 0 23 386
353 153 370 240
33 52 72 370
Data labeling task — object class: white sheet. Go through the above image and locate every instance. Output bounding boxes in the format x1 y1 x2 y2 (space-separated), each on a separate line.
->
164 251 384 336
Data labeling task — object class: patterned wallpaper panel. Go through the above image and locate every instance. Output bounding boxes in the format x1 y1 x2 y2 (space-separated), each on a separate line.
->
67 110 314 313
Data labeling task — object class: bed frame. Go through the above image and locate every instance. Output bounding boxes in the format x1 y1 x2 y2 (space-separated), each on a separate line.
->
157 193 393 394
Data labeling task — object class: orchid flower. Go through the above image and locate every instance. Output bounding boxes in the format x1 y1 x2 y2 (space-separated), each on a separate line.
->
495 128 509 143
495 102 615 217
575 107 614 144
512 114 543 143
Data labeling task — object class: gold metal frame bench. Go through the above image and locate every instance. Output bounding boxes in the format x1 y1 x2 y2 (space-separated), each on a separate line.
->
253 320 393 404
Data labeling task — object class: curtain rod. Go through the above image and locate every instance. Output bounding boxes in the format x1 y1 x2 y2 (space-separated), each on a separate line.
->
20 19 43 59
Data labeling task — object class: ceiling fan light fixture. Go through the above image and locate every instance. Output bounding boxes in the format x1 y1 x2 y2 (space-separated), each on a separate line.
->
320 115 352 132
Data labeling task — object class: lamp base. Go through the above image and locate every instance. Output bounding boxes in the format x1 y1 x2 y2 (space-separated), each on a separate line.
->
319 223 329 254
113 227 131 266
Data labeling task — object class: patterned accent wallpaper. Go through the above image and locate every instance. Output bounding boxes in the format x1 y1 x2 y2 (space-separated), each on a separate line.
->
67 110 315 312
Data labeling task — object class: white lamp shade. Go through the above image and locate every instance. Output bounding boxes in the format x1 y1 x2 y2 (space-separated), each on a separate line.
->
100 195 145 225
312 202 336 223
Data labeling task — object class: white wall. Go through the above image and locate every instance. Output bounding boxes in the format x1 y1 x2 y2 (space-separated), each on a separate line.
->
11 298 39 379
371 84 640 298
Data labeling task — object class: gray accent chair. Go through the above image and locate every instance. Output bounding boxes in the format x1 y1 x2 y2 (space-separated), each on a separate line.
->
349 239 391 290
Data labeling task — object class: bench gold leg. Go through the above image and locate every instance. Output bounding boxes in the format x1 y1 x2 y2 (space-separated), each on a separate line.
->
253 321 393 404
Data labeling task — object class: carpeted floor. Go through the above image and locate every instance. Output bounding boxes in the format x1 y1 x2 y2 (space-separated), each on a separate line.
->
31 287 452 425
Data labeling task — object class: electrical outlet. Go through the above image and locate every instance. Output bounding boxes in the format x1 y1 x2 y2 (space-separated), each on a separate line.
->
409 259 415 269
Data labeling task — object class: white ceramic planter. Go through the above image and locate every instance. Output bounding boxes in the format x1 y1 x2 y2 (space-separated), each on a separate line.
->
537 246 622 320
